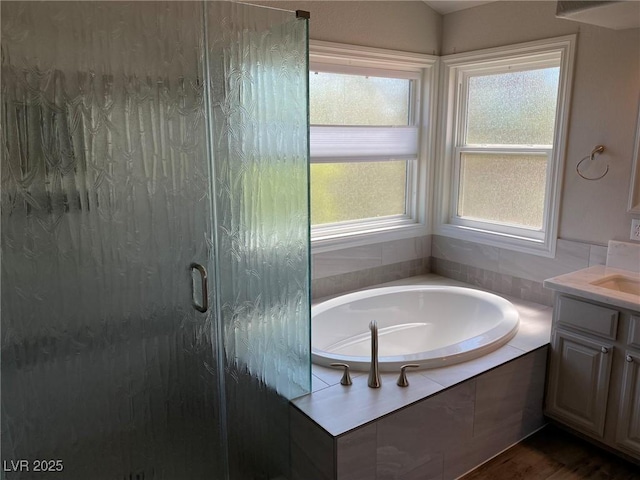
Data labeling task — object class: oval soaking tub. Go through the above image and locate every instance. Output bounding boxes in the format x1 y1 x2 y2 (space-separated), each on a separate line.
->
312 285 519 371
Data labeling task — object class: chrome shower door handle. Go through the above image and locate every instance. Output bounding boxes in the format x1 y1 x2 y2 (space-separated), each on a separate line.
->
190 263 208 313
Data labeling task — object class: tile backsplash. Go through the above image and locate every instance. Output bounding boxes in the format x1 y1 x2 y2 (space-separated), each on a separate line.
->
431 257 553 306
431 236 604 284
606 240 640 273
312 236 431 279
311 234 608 304
311 235 431 299
312 257 430 299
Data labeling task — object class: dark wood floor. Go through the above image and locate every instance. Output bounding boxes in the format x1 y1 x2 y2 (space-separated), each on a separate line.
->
461 424 639 479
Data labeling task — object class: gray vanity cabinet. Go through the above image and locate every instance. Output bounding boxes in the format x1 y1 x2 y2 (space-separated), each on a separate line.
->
545 295 640 461
546 329 613 437
616 348 640 455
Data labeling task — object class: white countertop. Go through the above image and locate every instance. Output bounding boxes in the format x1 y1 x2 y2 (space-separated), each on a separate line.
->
543 265 640 312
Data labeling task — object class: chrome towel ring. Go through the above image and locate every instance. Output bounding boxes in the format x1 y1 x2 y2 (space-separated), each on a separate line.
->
577 145 608 180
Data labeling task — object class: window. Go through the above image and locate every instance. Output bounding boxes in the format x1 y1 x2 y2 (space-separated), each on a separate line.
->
310 71 416 228
309 41 437 251
435 36 576 257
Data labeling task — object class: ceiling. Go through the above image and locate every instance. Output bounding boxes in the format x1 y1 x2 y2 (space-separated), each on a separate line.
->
424 1 496 15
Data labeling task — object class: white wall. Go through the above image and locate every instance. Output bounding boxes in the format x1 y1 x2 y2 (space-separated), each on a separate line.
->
442 0 640 246
254 1 442 54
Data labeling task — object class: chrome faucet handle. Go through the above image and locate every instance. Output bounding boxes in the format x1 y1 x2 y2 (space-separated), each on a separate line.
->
397 364 420 387
330 363 353 386
368 321 381 388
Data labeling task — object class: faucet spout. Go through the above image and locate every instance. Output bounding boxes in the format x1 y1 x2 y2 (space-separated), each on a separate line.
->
368 320 381 388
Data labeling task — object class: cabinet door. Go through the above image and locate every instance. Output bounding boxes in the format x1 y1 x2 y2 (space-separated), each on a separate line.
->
546 329 613 437
616 350 640 458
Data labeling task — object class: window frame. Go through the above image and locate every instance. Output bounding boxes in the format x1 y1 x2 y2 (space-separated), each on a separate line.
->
309 40 438 253
434 35 576 258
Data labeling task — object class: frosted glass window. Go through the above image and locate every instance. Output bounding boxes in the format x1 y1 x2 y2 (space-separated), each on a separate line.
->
439 36 574 256
455 63 561 232
466 67 560 145
311 161 407 224
309 68 418 232
310 71 411 126
458 152 548 229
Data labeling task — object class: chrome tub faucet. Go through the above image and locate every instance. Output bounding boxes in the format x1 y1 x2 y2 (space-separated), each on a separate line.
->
368 320 381 388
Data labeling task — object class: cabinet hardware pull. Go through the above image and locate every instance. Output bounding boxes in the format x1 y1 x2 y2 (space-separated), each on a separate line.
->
626 355 634 363
601 347 609 354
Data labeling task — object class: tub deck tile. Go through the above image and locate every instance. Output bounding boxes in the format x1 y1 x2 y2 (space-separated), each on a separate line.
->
418 345 528 389
293 370 444 437
375 381 475 480
300 274 553 437
312 364 366 388
312 374 331 393
506 304 553 352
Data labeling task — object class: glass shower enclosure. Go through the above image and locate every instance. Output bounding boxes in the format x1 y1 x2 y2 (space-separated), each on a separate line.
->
1 2 310 479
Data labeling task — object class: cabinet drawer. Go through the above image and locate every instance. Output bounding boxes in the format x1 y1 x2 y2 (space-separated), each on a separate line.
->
556 296 619 340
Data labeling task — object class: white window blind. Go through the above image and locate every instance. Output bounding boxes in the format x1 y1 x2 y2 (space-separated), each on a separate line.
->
310 126 419 162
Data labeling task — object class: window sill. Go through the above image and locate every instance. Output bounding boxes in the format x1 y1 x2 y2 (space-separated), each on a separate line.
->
311 222 428 254
434 223 557 258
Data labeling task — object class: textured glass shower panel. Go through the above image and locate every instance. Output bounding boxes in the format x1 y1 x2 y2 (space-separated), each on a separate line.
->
1 2 223 478
207 1 310 404
206 2 310 478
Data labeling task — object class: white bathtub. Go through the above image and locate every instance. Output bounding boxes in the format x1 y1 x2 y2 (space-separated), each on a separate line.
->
312 285 519 371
